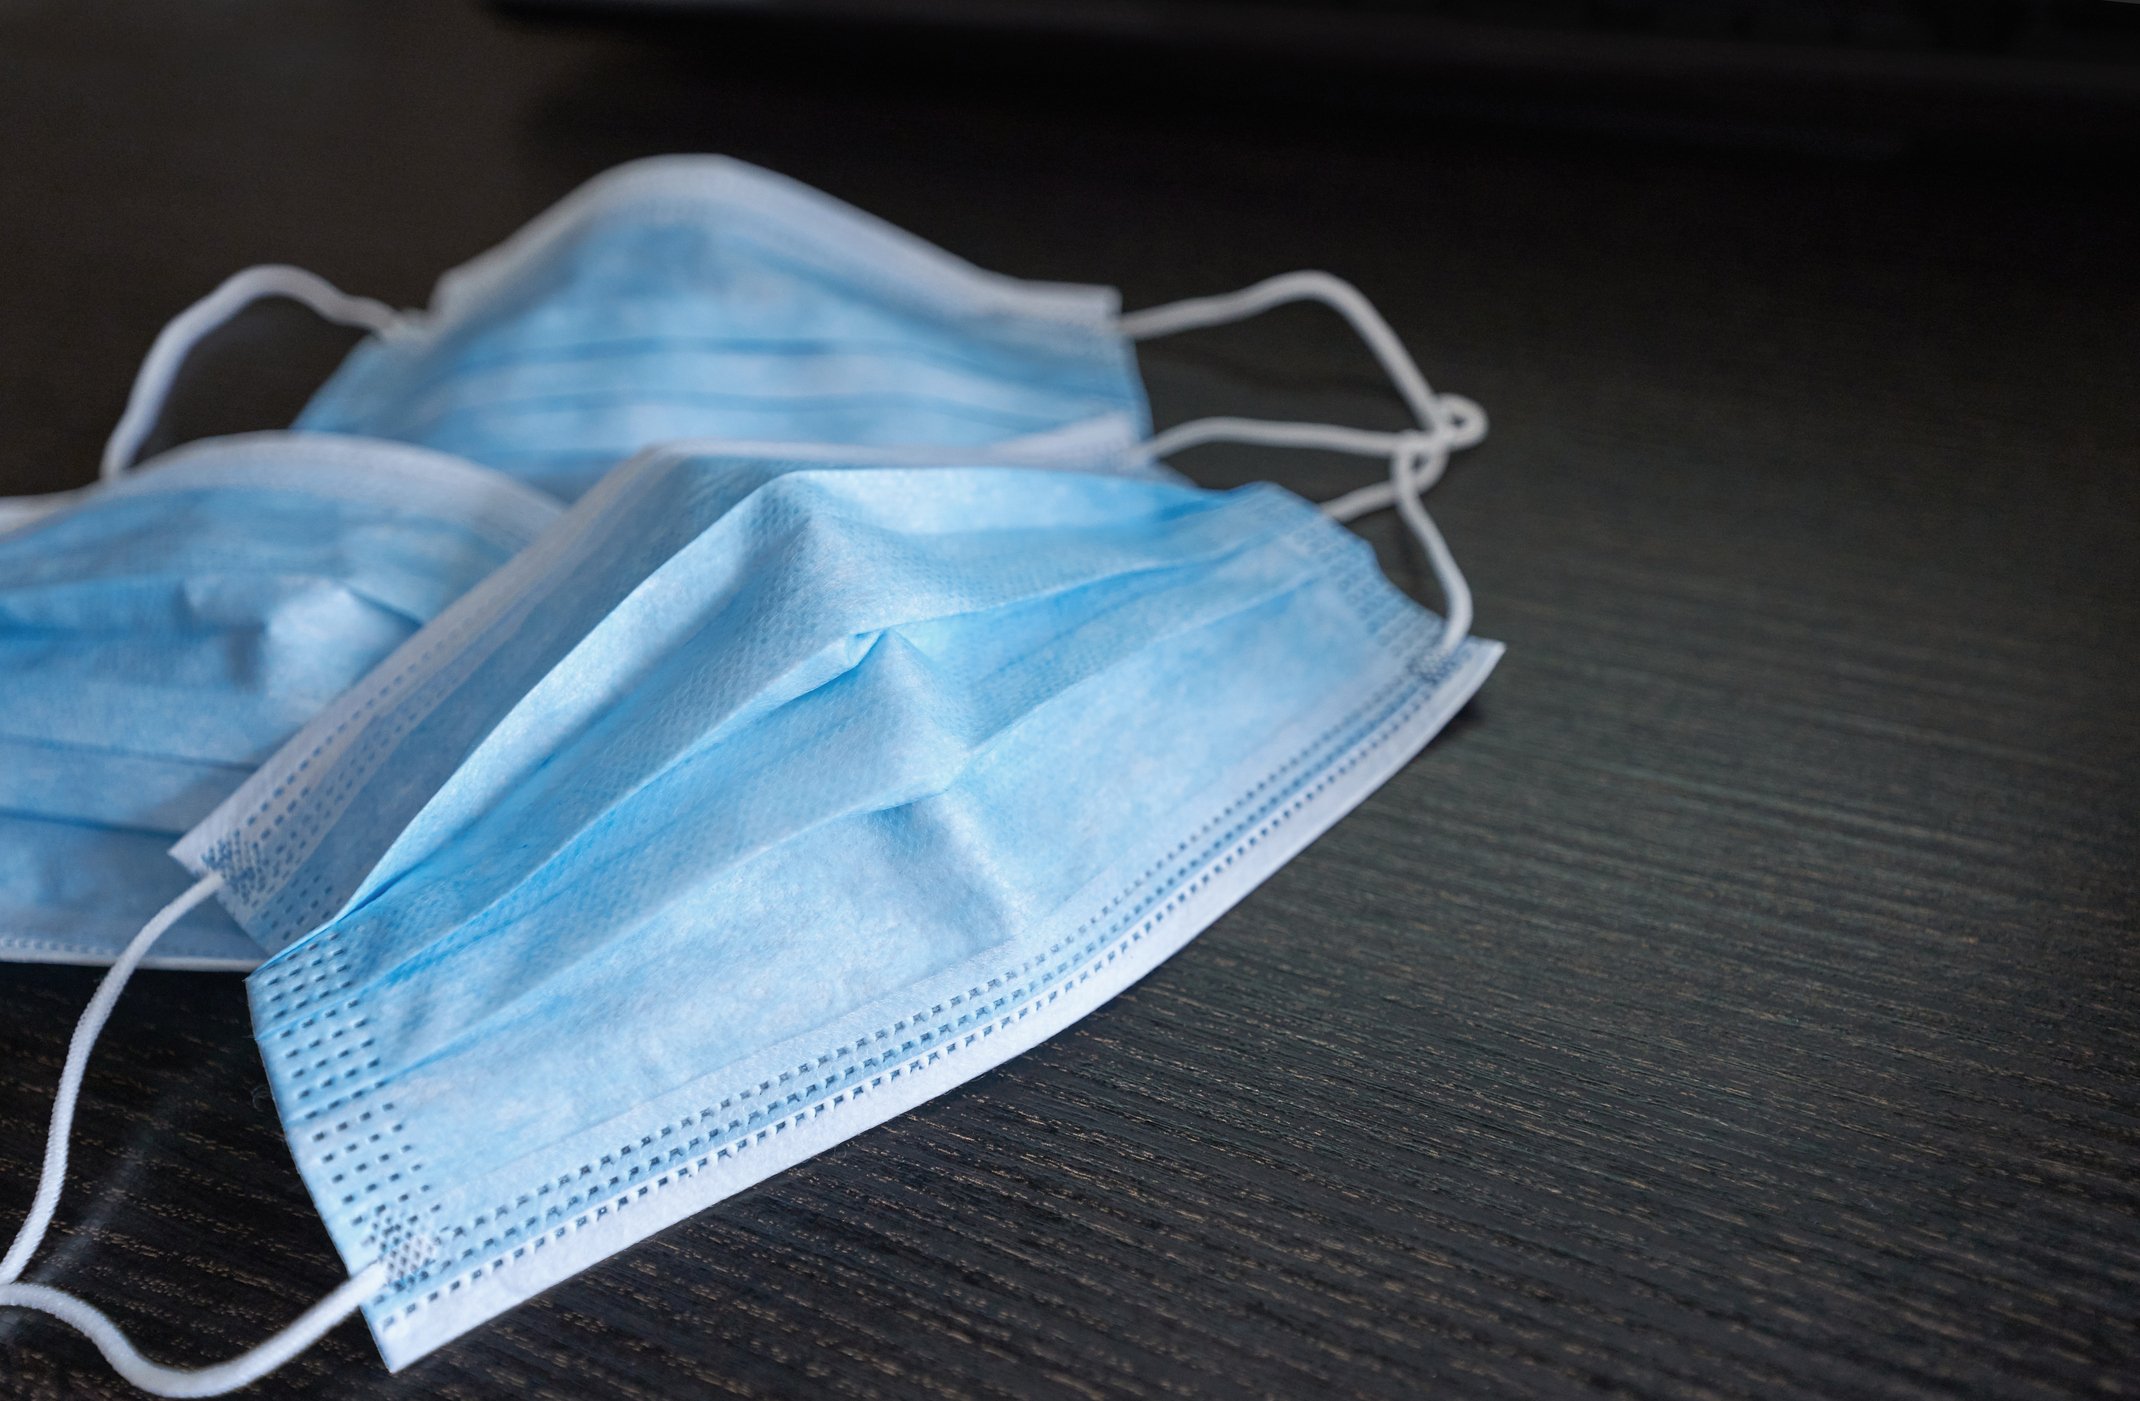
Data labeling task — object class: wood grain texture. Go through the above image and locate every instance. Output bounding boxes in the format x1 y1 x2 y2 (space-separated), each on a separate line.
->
1 5 2134 1397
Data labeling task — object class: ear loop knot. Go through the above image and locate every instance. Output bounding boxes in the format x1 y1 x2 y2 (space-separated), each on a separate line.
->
1121 271 1486 658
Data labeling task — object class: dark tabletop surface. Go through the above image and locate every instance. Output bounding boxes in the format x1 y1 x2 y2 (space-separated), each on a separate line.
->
2 4 2137 1398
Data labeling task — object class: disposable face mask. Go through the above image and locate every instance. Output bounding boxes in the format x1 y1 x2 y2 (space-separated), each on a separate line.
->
0 433 560 972
2 237 1492 1393
102 158 1154 503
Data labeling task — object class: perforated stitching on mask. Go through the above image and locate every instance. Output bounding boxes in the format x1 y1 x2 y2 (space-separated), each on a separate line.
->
235 630 505 942
370 616 1461 1323
251 917 435 1283
255 928 378 1113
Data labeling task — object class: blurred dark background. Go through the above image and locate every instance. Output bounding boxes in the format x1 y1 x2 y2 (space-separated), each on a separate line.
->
2 0 2137 495
504 0 2140 149
2 0 2135 493
1 4 2136 1398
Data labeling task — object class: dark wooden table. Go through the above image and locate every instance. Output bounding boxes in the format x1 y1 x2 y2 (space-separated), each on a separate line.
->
3 5 2135 1397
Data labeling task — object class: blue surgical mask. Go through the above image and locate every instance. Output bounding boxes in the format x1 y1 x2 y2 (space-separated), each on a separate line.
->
100 162 1458 527
0 425 1494 1389
0 432 559 971
130 158 1149 501
1 166 1494 1392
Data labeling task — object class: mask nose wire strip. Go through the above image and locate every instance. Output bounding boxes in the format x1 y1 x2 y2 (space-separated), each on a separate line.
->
1121 271 1484 656
101 265 403 482
0 872 389 1397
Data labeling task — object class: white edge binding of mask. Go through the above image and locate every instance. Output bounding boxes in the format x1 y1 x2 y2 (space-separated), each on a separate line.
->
423 155 1123 338
88 430 564 552
4 430 562 549
612 410 1154 475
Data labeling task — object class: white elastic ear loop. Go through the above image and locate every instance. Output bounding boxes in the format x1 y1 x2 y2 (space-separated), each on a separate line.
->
0 875 224 1284
101 265 401 481
1123 271 1485 656
1118 270 1452 431
0 1265 388 1398
1141 417 1473 654
0 872 387 1396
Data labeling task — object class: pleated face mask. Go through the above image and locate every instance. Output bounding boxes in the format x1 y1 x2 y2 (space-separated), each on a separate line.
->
0 434 559 972
1 194 1496 1392
170 157 1147 501
207 429 1495 1371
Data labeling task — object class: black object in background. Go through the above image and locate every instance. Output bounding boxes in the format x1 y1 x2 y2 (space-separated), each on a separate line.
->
499 0 2140 152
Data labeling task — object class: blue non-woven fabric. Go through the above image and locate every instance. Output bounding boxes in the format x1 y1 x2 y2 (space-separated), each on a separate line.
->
0 433 560 969
178 438 1501 1364
295 157 1150 501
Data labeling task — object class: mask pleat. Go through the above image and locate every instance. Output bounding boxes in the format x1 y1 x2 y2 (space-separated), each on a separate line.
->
296 175 1144 502
285 522 1335 1029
